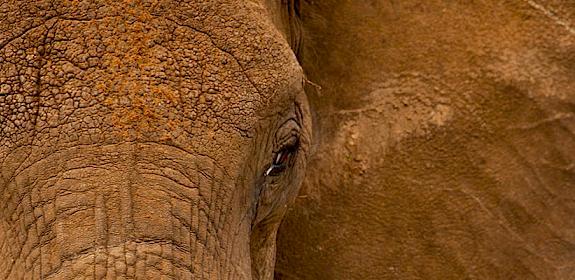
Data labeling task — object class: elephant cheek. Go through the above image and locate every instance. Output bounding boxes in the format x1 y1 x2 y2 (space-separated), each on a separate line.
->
0 143 252 279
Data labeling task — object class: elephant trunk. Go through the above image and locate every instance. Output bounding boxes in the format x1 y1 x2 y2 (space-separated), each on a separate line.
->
0 142 251 279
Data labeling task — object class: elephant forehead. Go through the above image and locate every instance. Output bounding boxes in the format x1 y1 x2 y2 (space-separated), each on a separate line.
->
0 0 300 150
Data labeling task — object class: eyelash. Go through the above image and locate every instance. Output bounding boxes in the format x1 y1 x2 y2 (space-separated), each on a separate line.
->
264 138 299 177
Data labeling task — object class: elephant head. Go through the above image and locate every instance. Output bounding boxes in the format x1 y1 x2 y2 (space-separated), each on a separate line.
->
3 0 575 279
0 0 310 278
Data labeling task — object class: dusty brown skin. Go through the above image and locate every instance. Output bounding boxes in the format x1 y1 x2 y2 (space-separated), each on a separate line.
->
2 0 575 279
276 0 575 279
0 1 311 279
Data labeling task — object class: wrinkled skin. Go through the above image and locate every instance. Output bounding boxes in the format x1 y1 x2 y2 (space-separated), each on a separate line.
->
2 0 575 279
0 1 311 279
277 0 575 279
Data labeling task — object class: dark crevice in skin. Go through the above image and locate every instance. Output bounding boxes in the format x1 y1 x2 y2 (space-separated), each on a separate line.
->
162 18 256 141
122 143 137 278
163 17 264 99
42 241 196 279
3 149 233 278
0 14 59 51
141 141 231 178
32 20 57 136
282 0 303 59
2 2 310 279
1 161 46 278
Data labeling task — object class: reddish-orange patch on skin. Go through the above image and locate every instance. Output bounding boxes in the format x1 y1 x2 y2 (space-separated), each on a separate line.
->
81 2 181 140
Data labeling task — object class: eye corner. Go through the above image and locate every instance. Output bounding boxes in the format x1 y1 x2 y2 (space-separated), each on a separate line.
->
264 135 300 177
264 162 286 177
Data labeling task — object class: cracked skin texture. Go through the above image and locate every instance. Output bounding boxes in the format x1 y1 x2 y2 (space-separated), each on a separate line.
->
0 0 313 279
1 0 574 279
276 0 575 280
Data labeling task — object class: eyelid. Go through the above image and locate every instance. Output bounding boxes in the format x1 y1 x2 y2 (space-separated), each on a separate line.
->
275 134 299 153
265 118 301 177
274 118 301 146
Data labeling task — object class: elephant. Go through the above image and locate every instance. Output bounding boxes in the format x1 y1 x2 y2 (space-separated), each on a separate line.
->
0 0 312 279
275 1 575 280
1 1 574 280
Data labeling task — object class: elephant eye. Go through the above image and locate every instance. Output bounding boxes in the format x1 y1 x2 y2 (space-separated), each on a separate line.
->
265 136 299 177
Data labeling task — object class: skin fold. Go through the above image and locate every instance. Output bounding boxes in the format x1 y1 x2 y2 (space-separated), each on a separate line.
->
1 0 574 279
277 0 575 279
0 0 311 279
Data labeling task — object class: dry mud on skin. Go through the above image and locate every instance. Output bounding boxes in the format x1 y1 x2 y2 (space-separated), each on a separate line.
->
0 0 574 279
276 0 575 279
0 1 310 279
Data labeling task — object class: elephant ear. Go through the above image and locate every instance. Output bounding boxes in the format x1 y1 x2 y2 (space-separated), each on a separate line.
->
276 1 575 279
